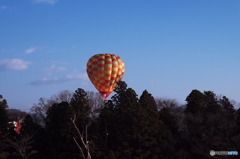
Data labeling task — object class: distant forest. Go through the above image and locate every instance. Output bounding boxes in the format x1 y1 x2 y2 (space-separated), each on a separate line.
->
0 81 240 159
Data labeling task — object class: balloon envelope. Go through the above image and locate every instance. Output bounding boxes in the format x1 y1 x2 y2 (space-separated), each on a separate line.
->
86 54 125 98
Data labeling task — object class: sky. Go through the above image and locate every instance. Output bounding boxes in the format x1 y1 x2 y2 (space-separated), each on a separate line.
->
1 0 240 111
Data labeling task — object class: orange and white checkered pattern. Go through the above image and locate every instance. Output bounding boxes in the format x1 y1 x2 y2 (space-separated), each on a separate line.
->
86 54 125 98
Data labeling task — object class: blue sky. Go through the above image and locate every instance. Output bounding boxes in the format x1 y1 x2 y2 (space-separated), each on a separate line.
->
1 0 240 111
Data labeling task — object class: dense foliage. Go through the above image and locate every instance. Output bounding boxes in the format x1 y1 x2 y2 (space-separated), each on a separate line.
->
1 82 240 159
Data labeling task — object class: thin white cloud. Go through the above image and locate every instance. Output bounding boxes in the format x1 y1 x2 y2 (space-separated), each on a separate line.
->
0 59 30 71
43 65 66 75
0 6 7 9
30 77 62 85
33 0 58 5
66 72 88 80
25 47 37 54
30 72 88 85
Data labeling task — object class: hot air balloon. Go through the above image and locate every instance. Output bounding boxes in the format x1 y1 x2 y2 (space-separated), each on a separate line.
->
86 54 125 98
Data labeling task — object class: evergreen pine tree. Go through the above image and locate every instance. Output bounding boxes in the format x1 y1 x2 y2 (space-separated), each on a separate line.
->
0 95 8 135
219 96 235 118
98 82 175 158
139 90 175 159
185 89 206 114
21 115 41 135
203 91 221 114
44 102 76 159
183 90 240 158
95 100 115 158
70 88 91 131
111 87 141 158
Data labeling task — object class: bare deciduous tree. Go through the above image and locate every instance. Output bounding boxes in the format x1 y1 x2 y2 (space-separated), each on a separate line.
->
71 115 92 159
69 91 103 159
0 140 9 159
155 97 180 110
30 90 73 125
87 91 104 120
51 90 73 103
4 135 37 159
7 109 28 121
30 97 50 125
0 152 9 159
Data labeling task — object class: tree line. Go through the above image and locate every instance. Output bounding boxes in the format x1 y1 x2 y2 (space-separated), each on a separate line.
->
0 81 240 159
